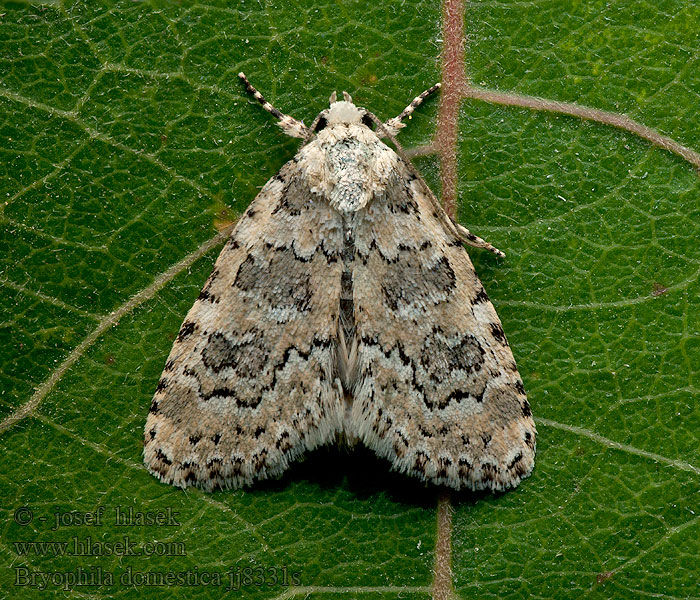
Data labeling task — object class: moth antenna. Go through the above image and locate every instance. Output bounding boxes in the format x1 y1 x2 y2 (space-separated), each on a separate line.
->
238 72 309 139
384 82 441 136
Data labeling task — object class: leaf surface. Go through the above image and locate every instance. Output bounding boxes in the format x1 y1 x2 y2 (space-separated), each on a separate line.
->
1 1 698 598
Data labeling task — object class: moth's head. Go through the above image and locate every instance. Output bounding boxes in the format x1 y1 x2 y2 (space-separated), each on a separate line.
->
310 91 374 133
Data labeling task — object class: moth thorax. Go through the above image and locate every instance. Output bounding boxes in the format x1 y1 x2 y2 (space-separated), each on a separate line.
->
327 138 372 212
327 101 362 125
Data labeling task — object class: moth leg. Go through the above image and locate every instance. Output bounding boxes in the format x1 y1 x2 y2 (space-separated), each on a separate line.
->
238 72 309 139
453 221 506 258
383 83 441 136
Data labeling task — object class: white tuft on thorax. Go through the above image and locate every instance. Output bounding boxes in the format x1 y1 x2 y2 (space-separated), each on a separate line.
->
327 101 362 125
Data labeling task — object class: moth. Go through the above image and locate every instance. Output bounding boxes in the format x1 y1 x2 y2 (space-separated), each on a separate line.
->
144 73 536 492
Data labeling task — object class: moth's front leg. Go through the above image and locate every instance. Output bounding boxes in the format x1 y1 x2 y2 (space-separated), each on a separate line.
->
452 221 506 258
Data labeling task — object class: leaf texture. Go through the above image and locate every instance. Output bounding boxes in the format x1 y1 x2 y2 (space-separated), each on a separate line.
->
1 1 698 598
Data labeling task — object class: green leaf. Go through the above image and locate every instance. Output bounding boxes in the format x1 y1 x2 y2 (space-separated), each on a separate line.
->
454 1 700 597
1 1 698 599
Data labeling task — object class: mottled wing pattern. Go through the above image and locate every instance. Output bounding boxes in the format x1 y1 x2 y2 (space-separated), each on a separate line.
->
144 160 345 491
349 162 536 491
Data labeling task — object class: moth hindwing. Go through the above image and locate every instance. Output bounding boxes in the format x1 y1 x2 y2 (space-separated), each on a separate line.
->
143 74 536 492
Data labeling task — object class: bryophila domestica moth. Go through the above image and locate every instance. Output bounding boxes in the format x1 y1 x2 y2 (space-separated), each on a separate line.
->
144 73 536 492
